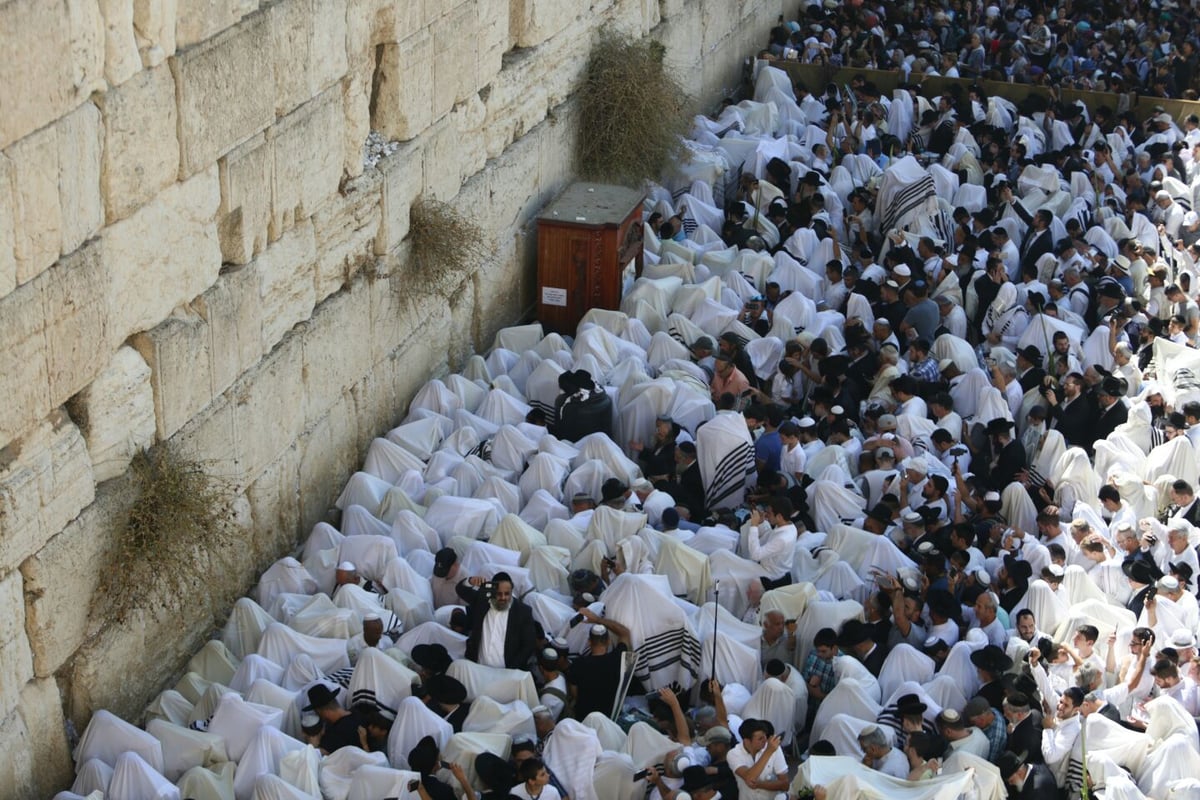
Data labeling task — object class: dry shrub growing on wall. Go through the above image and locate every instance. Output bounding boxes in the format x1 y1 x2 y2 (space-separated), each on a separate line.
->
577 31 690 186
94 447 236 626
408 196 493 294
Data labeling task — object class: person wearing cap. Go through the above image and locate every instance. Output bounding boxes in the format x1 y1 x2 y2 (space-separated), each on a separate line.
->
838 619 887 676
983 417 1026 492
537 647 569 721
1044 372 1093 450
938 707 989 759
1092 375 1129 444
456 571 538 670
334 561 384 596
349 612 393 663
854 723 909 779
565 606 631 721
427 673 472 731
961 696 1007 762
1001 693 1044 765
431 547 463 609
630 416 679 484
996 749 1056 798
742 496 798 589
306 683 364 754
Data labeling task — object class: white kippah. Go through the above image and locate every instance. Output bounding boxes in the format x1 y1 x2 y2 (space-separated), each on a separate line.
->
337 561 356 572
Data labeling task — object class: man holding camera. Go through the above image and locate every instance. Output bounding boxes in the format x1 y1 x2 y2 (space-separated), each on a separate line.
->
456 571 538 670
742 496 798 590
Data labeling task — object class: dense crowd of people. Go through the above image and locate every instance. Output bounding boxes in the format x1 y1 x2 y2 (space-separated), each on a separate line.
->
55 7 1200 800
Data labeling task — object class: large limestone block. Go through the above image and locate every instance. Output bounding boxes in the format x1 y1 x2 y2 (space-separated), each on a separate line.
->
0 280 49 447
299 280 371 428
0 0 104 149
21 477 132 677
245 443 302 566
131 308 213 442
71 346 156 483
313 170 382 303
0 678 72 798
309 0 349 92
201 264 264 403
269 0 349 118
133 0 178 66
102 165 221 340
217 133 271 264
0 411 96 570
0 572 34 720
230 335 307 482
375 30 434 142
56 102 105 256
99 63 180 223
431 3 478 119
175 0 257 49
43 240 116 412
101 0 142 84
339 70 370 180
297 391 355 530
172 12 273 177
476 0 507 88
0 154 15 297
7 124 63 286
374 139 423 255
510 0 575 47
269 86 344 240
256 220 317 352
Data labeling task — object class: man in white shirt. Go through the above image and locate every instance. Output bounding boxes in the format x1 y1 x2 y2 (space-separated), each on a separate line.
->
856 725 908 779
937 709 989 759
741 497 798 589
727 719 789 800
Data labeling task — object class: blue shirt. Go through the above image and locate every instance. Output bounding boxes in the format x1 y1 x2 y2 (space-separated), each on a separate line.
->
755 430 783 472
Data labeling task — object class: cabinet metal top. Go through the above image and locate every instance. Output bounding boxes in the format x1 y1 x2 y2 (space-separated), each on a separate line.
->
537 182 644 226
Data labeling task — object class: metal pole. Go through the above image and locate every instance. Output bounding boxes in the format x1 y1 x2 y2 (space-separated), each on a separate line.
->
712 581 721 683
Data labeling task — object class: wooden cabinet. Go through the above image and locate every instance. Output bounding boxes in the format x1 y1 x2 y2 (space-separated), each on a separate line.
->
536 182 644 335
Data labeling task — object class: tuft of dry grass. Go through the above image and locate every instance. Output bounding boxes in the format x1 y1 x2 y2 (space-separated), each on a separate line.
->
408 196 493 294
577 31 691 186
93 447 236 626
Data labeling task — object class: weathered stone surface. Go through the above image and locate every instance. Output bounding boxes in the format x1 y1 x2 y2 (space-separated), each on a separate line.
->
309 0 349 93
201 264 264 404
300 281 371 428
172 12 273 177
21 476 131 676
296 391 355 530
132 308 212 442
245 443 301 567
0 280 48 448
98 63 180 223
18 679 73 795
510 0 576 48
0 154 16 297
374 140 423 255
133 0 178 66
374 30 433 142
0 411 95 571
0 0 104 150
256 221 317 352
313 170 381 303
230 335 307 483
7 125 63 286
431 4 477 120
217 133 271 264
103 165 221 340
43 240 115 412
56 102 105 256
72 347 156 483
270 0 349 118
0 572 33 719
269 87 344 240
101 0 142 84
175 0 258 49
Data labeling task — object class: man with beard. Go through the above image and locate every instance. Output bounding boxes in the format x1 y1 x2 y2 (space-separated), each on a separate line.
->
1044 373 1093 449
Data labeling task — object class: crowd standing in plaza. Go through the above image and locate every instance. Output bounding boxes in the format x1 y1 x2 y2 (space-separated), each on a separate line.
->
57 3 1200 800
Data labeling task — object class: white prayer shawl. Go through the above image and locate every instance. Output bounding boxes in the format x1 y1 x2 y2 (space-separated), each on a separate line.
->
743 677 798 745
809 675 883 745
583 711 628 752
876 645 935 704
1012 580 1068 638
387 696 454 769
109 751 180 800
178 763 237 800
75 709 166 774
586 506 648 555
72 759 114 797
229 655 284 695
319 748 391 800
1094 436 1148 482
937 631 988 701
697 411 756 511
343 766 419 800
335 471 394 518
1052 447 1101 518
447 660 538 707
1145 435 1200 487
699 629 760 691
619 720 676 768
424 495 503 541
793 601 866 669
188 641 241 689
395 621 468 662
461 697 535 742
222 598 277 661
517 452 572 505
443 732 513 790
922 674 968 716
407 380 463 422
207 695 284 765
604 573 702 690
146 690 195 729
257 623 349 677
823 524 917 578
545 720 604 800
232 727 305 800
347 647 415 717
808 478 868 532
254 558 319 612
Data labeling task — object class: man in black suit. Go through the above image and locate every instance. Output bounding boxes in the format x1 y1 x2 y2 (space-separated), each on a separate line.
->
985 418 1026 491
1094 376 1130 442
1015 346 1046 394
1045 372 1095 449
1169 479 1200 526
1002 693 1044 765
997 750 1057 799
838 619 887 676
1081 690 1122 723
661 441 705 523
1002 182 1055 276
456 571 538 670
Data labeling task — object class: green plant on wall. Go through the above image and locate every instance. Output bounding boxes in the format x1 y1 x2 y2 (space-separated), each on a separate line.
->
94 447 236 626
577 30 691 186
408 196 493 294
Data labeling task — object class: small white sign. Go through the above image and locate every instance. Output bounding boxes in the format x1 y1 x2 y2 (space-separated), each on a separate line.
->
542 286 568 307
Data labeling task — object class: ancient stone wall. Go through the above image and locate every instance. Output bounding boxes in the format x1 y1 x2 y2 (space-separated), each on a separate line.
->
0 0 780 794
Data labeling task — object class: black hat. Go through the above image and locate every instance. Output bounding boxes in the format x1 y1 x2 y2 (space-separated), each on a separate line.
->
868 503 893 524
1099 376 1124 397
306 683 339 710
408 735 440 774
838 619 871 647
691 336 715 352
896 693 928 717
475 752 516 791
1121 558 1163 584
1170 561 1195 587
985 418 1014 436
1016 345 1042 365
428 674 468 706
719 331 744 346
820 354 851 378
1099 281 1126 300
601 478 629 502
1167 411 1189 430
801 171 825 185
996 750 1027 781
926 589 961 621
680 765 716 794
569 569 600 593
1003 554 1033 583
433 547 458 578
970 644 1014 674
411 643 453 674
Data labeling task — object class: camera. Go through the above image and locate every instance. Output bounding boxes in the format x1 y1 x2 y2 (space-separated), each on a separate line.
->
569 613 586 627
481 580 496 599
407 780 421 793
633 769 651 781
